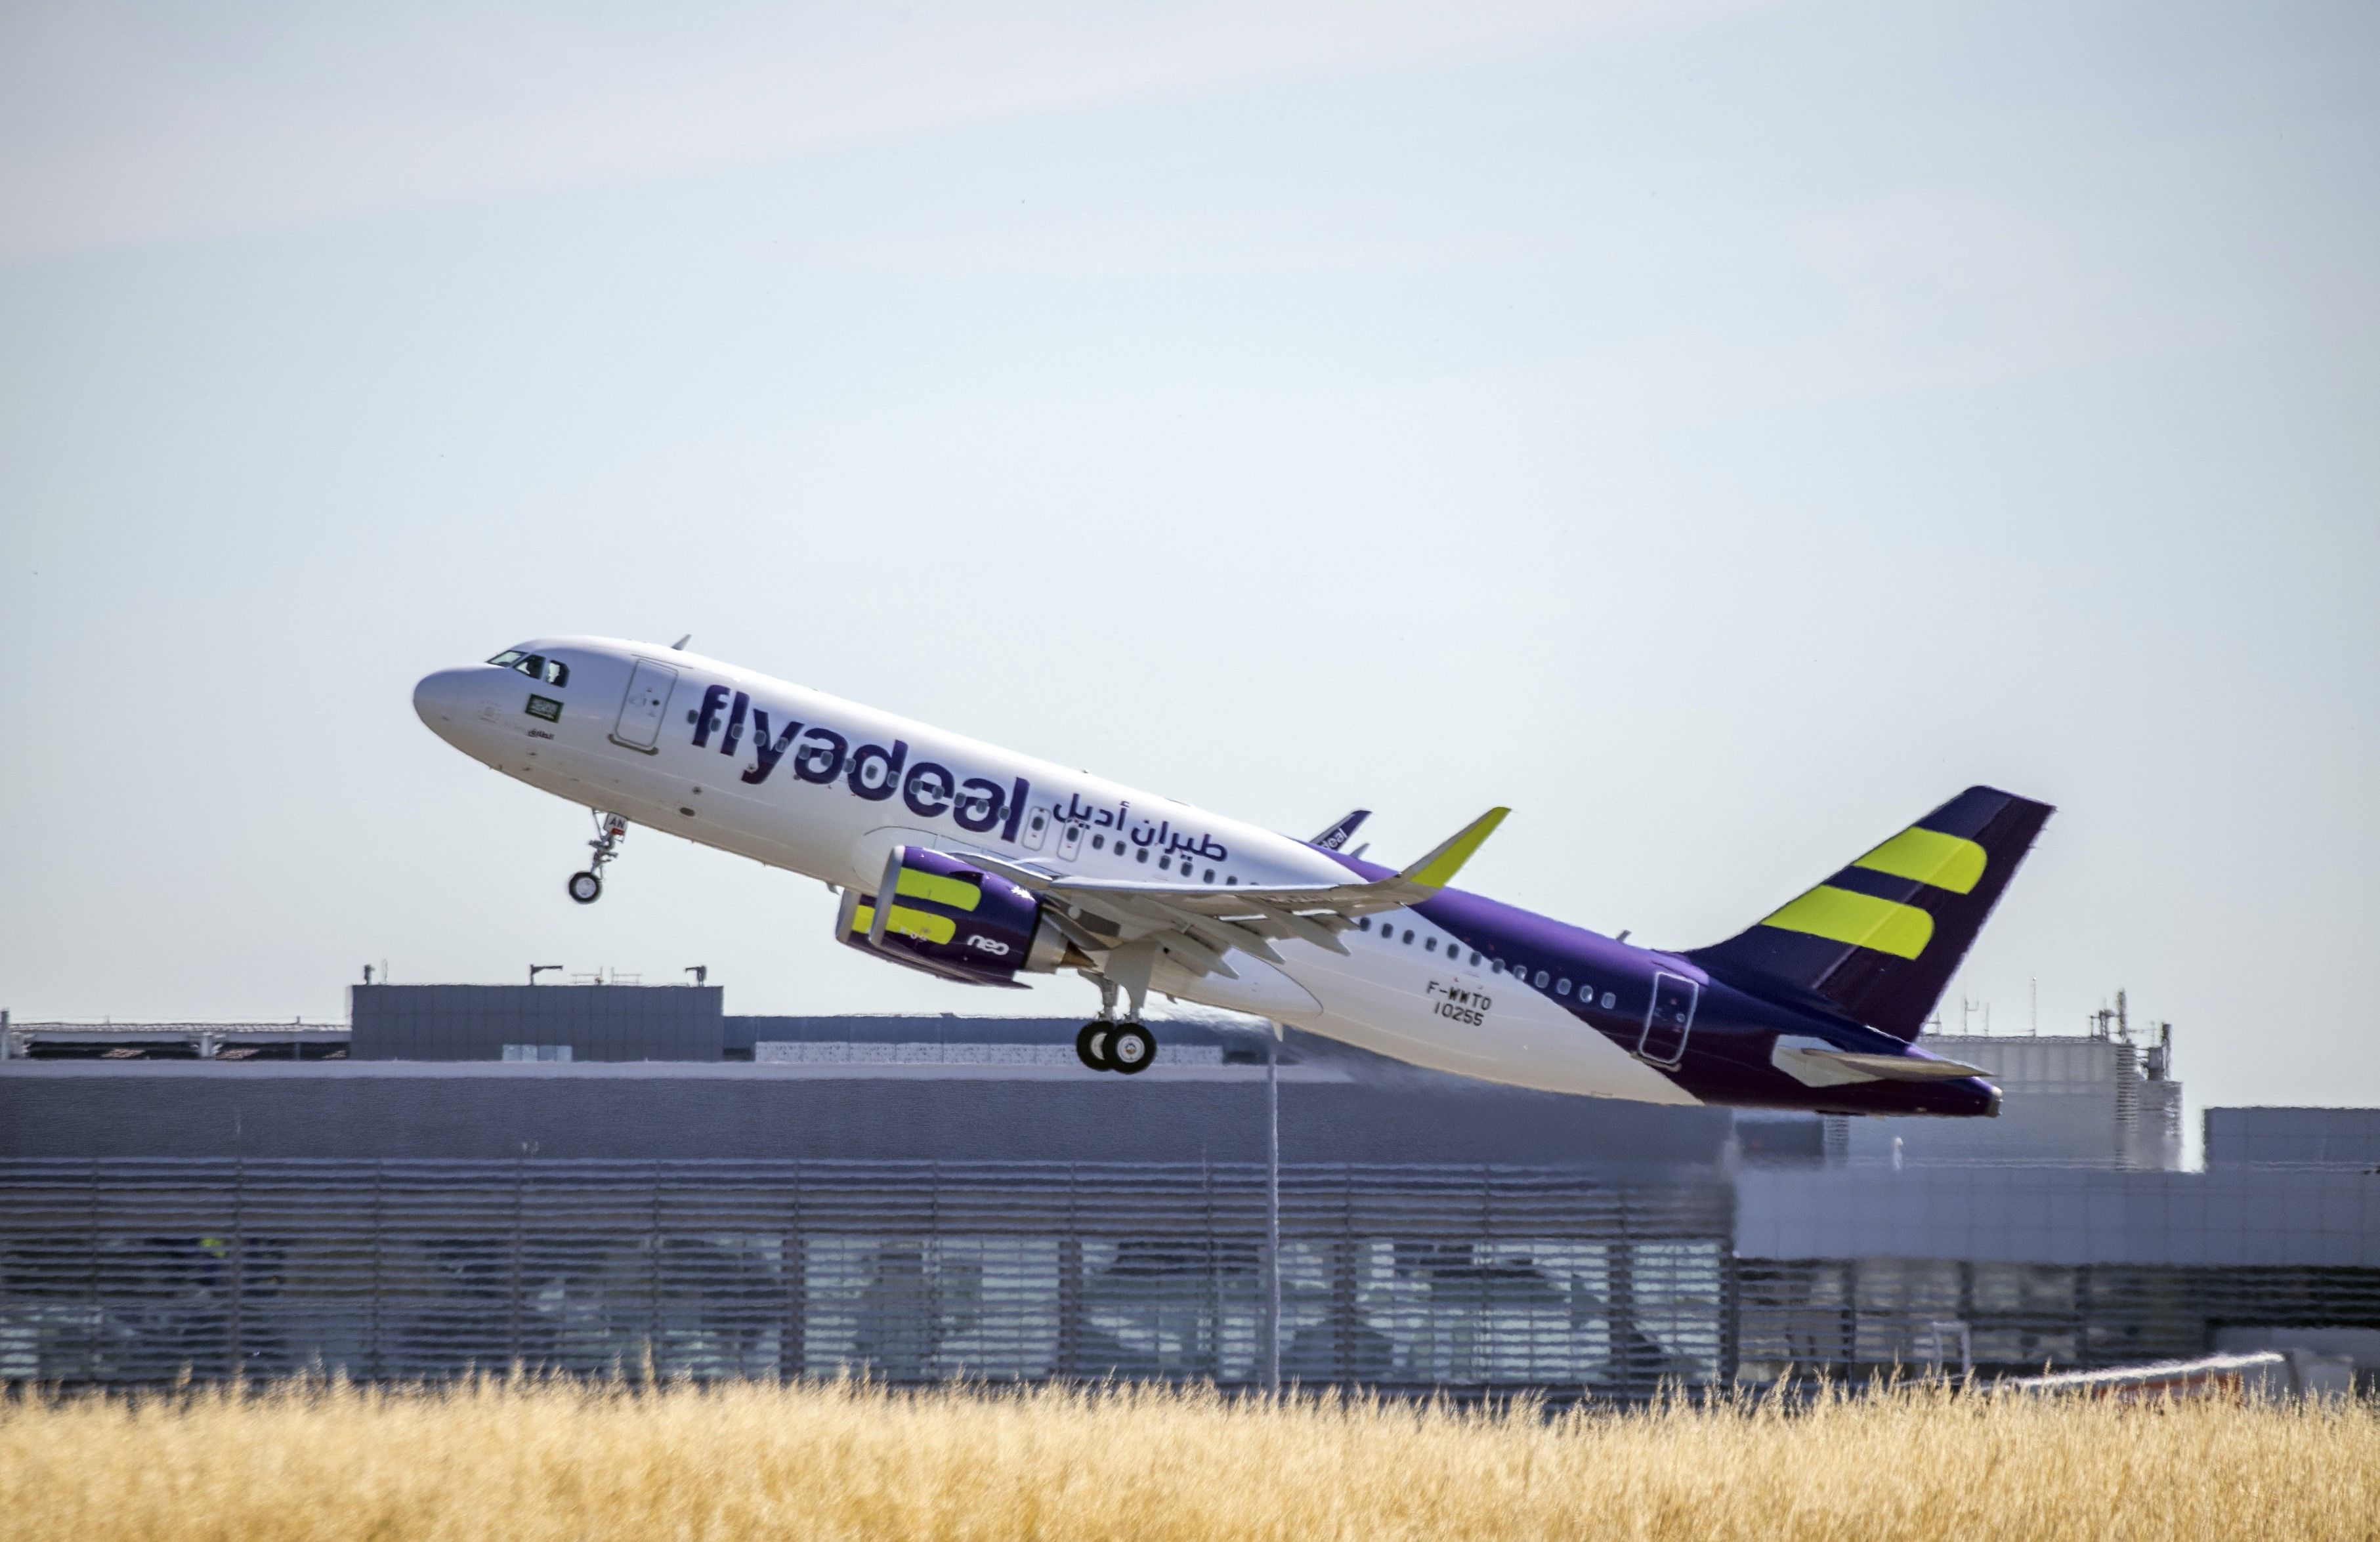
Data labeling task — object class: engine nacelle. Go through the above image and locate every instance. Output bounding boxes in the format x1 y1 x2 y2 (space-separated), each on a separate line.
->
835 845 1070 988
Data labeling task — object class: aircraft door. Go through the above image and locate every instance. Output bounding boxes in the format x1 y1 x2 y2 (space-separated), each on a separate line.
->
1640 972 1699 1066
610 659 679 752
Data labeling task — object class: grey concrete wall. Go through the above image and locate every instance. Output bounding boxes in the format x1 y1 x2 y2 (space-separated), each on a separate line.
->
349 984 723 1061
0 1060 1732 1171
1844 1089 2132 1167
2207 1106 2380 1169
1736 1167 2380 1268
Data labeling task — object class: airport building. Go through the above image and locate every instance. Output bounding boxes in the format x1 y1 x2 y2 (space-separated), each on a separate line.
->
1 987 2375 1396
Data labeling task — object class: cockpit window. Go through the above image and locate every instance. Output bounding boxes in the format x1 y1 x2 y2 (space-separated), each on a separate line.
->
485 649 567 686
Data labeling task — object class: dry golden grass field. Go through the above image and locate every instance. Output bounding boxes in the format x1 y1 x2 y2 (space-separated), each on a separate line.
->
2 1377 2374 1542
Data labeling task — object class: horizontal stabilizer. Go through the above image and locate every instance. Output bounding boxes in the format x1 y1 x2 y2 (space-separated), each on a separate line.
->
1772 1035 1987 1088
1805 1049 1986 1081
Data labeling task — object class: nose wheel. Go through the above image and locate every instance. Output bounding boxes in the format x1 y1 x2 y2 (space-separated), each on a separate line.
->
569 810 628 904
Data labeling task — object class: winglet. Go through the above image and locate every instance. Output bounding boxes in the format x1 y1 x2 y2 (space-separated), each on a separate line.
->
1309 808 1371 851
1399 807 1510 891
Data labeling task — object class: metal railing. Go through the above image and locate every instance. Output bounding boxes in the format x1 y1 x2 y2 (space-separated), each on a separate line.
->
0 1022 350 1059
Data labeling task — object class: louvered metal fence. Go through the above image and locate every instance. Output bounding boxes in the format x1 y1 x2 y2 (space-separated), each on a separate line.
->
0 1159 1733 1398
1737 1258 2380 1382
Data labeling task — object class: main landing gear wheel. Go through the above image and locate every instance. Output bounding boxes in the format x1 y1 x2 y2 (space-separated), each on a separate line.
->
567 871 603 904
1106 1022 1156 1075
1076 1022 1112 1072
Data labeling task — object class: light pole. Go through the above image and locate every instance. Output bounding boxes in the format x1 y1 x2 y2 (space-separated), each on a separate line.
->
1264 1020 1281 1393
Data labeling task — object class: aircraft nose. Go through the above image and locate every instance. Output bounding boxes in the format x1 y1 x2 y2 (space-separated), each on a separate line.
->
412 667 478 730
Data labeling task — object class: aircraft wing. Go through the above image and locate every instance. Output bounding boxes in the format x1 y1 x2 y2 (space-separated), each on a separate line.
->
961 808 1508 978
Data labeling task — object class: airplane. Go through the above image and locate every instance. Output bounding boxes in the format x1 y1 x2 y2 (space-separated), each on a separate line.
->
414 637 2052 1115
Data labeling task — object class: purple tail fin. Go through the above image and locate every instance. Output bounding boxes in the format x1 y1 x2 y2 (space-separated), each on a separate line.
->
1686 786 2054 1041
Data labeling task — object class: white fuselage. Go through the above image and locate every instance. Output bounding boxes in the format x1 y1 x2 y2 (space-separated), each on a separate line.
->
413 636 1694 1104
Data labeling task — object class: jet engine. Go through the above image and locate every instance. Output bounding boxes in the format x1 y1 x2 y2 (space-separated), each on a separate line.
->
836 845 1071 987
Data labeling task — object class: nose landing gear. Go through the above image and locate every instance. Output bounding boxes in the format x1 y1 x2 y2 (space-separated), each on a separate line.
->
568 811 628 904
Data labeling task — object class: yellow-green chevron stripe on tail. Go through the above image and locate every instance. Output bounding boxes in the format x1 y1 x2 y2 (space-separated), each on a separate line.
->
1760 886 1935 959
1852 827 1987 894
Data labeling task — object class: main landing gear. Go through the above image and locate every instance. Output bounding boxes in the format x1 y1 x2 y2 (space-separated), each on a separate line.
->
568 810 628 904
1074 972 1155 1073
1075 1020 1156 1075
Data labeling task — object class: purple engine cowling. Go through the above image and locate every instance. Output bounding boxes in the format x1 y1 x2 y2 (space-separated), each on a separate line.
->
835 845 1068 987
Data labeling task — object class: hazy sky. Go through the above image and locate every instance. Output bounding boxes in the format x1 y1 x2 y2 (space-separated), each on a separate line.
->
3 1 2375 1133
